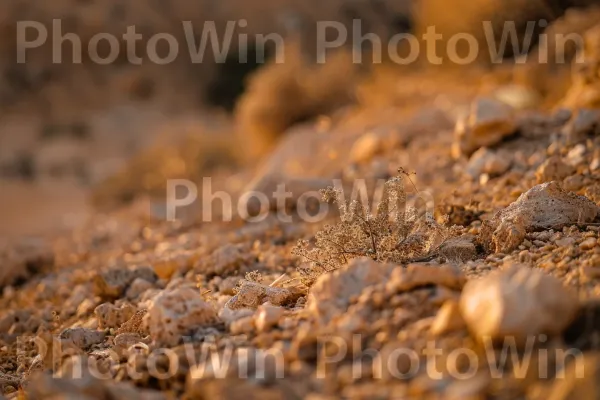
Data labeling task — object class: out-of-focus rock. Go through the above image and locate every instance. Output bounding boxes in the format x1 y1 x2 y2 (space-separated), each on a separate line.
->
126 278 154 300
146 287 217 347
306 258 398 324
93 266 157 300
437 236 477 263
562 109 600 144
536 156 576 183
430 300 466 336
452 98 516 158
59 328 105 349
225 282 301 310
350 132 383 164
255 304 285 333
94 303 136 330
64 285 91 316
561 25 600 110
27 370 166 400
197 244 253 276
493 84 540 110
460 265 579 343
385 264 466 294
116 309 148 335
0 240 54 288
230 316 255 335
479 182 600 253
218 307 254 325
545 353 600 400
465 148 511 179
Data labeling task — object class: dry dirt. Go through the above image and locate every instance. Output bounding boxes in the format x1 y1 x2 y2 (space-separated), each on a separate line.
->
3 3 600 400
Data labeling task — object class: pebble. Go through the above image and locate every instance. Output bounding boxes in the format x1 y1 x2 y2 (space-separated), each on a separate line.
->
146 287 218 346
452 98 516 158
429 300 465 336
580 238 598 251
460 265 579 343
254 304 284 333
555 237 576 247
350 132 382 164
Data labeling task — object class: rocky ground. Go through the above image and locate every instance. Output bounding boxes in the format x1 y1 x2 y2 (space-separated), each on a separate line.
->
3 5 600 400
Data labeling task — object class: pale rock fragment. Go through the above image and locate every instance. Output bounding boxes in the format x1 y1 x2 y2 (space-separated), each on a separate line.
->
437 236 477 263
535 156 575 183
479 182 599 253
306 258 397 324
465 148 511 179
430 300 466 336
460 265 579 343
561 109 600 144
93 266 157 300
452 98 516 158
94 303 136 330
385 264 465 294
255 304 284 332
146 287 217 347
350 132 382 164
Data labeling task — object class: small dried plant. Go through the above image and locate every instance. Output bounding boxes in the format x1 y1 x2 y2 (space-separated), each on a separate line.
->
292 170 456 285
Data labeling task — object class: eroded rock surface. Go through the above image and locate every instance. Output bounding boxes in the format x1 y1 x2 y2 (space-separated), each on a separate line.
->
479 182 599 252
146 287 217 346
460 265 579 343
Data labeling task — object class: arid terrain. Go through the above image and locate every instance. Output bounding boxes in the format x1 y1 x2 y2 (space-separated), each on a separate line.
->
2 1 600 400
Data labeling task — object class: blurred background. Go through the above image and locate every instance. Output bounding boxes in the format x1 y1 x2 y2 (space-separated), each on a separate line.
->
0 0 598 239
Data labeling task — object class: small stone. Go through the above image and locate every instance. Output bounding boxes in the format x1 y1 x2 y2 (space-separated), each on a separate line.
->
460 265 579 343
555 237 576 247
93 266 157 300
580 238 598 251
429 300 466 336
218 307 254 325
255 304 284 333
94 303 136 330
113 332 143 350
350 132 382 164
225 282 301 310
535 156 575 183
562 108 600 144
146 287 217 347
386 264 465 294
566 144 587 166
438 236 477 263
230 316 255 335
452 98 516 158
218 276 241 295
126 278 154 300
59 328 105 349
76 299 97 318
196 244 253 276
466 148 511 179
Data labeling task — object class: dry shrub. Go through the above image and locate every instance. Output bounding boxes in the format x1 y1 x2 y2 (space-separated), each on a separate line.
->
235 43 361 159
91 131 239 210
292 172 457 286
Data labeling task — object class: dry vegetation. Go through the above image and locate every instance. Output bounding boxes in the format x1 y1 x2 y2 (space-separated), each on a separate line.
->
293 171 458 285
